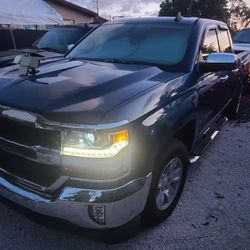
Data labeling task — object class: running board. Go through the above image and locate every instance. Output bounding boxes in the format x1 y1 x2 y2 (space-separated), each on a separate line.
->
189 156 200 164
189 116 227 164
189 130 219 164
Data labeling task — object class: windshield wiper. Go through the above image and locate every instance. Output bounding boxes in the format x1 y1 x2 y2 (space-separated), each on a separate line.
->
27 44 38 49
69 57 168 70
71 57 150 65
39 47 60 53
68 56 77 61
99 59 168 70
101 59 140 64
85 58 159 66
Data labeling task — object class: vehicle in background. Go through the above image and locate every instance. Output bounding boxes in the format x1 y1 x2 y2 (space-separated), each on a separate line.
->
0 17 248 230
0 24 97 68
233 28 250 53
233 28 250 90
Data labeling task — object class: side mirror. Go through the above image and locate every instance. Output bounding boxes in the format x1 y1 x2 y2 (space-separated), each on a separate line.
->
200 53 237 73
67 44 75 51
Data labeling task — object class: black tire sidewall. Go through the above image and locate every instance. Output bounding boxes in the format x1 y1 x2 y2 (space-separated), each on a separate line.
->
142 140 188 226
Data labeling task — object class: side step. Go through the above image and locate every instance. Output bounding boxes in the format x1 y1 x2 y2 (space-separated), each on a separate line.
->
189 116 228 164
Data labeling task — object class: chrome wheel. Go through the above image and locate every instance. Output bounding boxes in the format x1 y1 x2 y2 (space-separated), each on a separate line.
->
156 158 183 211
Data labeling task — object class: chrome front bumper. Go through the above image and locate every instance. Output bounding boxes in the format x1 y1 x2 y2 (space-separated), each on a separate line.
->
0 173 152 229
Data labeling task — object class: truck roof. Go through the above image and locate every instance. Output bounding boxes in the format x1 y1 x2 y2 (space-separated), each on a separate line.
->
107 16 227 28
54 23 98 30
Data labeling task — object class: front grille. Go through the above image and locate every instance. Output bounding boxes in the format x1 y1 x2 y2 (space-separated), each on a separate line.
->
0 115 62 189
0 116 61 149
0 149 61 187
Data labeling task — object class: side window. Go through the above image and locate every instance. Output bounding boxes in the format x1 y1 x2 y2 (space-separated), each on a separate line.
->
218 30 232 53
201 29 219 60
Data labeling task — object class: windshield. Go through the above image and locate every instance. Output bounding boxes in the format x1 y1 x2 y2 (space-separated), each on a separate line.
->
233 29 250 43
68 23 192 67
34 27 91 54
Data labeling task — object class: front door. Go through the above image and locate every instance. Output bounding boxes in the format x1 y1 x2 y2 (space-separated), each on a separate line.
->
196 28 225 136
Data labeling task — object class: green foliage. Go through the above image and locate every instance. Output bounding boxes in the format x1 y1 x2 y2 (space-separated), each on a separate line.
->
229 0 250 28
197 0 230 22
159 0 250 27
229 0 248 18
159 0 190 16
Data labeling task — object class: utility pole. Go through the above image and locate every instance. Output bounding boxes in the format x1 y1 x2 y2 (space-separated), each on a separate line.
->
96 0 99 16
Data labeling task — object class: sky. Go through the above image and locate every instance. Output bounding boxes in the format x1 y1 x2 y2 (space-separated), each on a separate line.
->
69 0 250 18
68 0 163 18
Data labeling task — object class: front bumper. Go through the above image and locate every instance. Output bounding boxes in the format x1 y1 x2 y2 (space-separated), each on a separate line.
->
0 173 152 229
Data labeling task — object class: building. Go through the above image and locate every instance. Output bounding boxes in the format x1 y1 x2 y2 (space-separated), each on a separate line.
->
45 0 107 24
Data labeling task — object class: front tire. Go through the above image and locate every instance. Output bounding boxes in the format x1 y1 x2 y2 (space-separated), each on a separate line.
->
142 139 188 226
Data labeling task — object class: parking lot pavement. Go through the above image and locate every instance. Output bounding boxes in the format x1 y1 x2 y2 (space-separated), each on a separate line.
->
239 93 250 122
0 97 250 250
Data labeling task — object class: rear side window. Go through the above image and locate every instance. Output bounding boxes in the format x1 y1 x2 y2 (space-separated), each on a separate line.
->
218 30 232 53
201 29 219 60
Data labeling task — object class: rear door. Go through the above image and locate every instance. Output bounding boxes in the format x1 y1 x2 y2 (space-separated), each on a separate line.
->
217 28 240 103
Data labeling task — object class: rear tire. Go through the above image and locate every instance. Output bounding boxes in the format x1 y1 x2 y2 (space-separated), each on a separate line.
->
142 139 188 226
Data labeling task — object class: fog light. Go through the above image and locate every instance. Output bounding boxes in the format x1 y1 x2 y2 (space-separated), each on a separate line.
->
88 205 106 225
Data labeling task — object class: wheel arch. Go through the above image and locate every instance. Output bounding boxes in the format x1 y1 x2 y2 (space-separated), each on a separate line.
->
173 120 197 152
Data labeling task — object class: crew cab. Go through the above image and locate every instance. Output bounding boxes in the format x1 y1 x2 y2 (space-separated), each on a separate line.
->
0 17 247 229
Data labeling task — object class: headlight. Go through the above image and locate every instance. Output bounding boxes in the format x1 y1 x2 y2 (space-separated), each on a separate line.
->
61 130 129 158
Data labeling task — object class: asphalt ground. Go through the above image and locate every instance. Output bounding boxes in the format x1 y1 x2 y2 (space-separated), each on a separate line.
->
0 94 250 249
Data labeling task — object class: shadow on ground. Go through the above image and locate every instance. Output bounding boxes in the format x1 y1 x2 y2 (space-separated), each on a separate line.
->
238 92 250 121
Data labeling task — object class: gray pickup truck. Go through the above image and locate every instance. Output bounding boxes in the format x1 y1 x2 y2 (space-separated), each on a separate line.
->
0 17 248 230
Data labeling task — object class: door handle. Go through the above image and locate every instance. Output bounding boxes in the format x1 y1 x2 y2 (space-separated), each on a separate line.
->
220 75 229 82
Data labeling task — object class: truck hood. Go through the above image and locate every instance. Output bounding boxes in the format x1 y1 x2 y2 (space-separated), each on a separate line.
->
0 59 183 124
233 43 250 52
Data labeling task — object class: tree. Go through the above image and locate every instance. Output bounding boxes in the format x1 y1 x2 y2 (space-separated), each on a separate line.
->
159 0 189 17
159 0 250 28
228 0 250 28
229 0 248 18
244 9 250 27
159 0 229 22
197 0 229 22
